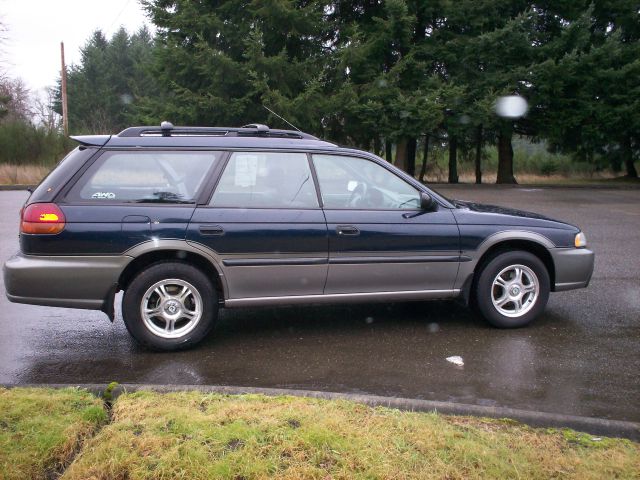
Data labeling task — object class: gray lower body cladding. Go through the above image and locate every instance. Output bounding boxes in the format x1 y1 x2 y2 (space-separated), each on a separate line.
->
549 247 595 291
3 247 594 312
3 251 462 311
3 253 132 309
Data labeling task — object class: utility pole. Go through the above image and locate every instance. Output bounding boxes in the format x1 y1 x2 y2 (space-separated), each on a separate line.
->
60 42 69 136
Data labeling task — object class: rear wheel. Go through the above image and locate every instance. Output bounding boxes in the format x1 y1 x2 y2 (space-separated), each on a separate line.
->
474 251 550 328
122 262 217 350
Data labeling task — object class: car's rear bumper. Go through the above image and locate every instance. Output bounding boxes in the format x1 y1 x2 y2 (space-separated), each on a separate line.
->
550 247 594 292
3 253 131 310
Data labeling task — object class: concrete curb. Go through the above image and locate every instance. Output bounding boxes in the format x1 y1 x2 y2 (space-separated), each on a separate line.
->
4 383 639 441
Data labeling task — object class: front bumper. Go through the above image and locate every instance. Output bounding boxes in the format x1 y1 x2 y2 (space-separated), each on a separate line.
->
3 253 132 310
550 247 594 292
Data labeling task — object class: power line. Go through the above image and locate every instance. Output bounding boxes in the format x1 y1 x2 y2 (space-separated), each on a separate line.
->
107 0 133 33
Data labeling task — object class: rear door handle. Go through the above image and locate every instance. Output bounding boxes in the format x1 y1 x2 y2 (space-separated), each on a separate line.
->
199 225 224 236
336 225 360 236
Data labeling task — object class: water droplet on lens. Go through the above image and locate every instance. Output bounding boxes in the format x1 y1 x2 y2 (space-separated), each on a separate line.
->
495 95 528 118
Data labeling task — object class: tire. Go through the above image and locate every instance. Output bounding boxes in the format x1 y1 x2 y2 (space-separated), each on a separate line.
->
474 250 550 328
122 262 218 351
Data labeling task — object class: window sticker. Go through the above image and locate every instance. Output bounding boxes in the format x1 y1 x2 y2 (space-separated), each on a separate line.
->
91 192 116 199
234 154 259 187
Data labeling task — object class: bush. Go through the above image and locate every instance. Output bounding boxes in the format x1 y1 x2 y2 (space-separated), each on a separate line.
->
539 159 559 176
0 121 74 167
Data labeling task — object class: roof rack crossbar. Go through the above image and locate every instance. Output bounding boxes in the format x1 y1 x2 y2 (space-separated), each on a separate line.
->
117 124 318 140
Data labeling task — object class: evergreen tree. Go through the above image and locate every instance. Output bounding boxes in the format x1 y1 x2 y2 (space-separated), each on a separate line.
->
139 0 331 130
55 27 156 133
533 1 639 177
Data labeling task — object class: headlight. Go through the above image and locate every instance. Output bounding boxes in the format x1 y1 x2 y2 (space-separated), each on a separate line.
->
574 232 587 248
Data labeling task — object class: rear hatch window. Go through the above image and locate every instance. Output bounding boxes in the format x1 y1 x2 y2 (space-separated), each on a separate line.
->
28 147 100 204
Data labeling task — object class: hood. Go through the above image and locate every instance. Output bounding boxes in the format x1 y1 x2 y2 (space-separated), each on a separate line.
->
453 199 555 221
452 199 578 231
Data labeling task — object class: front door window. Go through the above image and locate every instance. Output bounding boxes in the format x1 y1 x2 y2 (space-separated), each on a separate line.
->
312 154 420 209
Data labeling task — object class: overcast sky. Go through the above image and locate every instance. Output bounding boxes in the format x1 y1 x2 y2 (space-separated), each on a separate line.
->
1 0 152 93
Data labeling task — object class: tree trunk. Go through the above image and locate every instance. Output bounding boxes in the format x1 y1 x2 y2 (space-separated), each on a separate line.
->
395 137 408 172
385 139 393 163
496 128 517 184
475 125 483 184
419 135 430 182
623 135 638 178
448 136 458 184
374 135 382 156
407 137 417 176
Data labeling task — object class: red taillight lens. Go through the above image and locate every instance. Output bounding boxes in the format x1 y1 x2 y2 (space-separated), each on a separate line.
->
21 203 66 234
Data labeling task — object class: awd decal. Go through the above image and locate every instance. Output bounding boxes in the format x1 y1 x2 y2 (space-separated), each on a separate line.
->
91 192 116 199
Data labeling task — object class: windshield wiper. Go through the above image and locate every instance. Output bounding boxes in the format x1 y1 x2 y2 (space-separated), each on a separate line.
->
132 198 193 204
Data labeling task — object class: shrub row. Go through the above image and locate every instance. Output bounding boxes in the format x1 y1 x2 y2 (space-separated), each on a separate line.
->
0 121 74 167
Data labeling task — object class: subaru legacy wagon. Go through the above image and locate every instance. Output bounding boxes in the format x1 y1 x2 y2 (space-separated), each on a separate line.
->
4 123 594 350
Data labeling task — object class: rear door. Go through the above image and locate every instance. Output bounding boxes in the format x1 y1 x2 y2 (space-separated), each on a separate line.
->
312 154 460 294
186 151 328 300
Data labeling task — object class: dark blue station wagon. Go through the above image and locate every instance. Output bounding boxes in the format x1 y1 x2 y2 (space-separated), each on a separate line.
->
4 124 594 350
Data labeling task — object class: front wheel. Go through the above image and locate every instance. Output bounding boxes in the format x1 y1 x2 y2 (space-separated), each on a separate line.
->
474 251 550 328
122 262 218 350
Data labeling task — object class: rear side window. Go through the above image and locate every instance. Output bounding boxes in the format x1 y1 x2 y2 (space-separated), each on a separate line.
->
68 151 219 203
210 152 318 208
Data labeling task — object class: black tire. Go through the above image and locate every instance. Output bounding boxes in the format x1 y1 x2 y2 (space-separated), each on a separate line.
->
473 250 550 328
122 262 218 351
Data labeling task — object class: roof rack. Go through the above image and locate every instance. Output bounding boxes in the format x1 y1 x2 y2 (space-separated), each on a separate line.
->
117 122 319 140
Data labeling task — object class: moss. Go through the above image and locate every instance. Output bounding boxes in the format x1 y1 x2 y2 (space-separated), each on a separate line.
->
560 429 627 449
102 381 119 404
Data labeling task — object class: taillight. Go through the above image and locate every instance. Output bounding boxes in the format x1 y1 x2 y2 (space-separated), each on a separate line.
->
20 203 66 234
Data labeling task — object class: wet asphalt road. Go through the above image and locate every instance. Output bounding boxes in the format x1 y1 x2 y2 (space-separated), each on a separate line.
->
0 187 639 422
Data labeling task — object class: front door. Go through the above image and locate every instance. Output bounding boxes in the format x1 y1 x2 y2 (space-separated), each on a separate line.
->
311 154 460 295
187 151 328 300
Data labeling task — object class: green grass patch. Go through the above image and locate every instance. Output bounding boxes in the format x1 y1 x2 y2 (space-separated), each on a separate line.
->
0 387 107 480
61 391 639 480
2 388 637 479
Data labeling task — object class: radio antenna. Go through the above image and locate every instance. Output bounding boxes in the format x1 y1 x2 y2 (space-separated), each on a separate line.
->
263 105 302 132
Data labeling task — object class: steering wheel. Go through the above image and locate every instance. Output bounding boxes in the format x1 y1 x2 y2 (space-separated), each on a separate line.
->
347 182 368 208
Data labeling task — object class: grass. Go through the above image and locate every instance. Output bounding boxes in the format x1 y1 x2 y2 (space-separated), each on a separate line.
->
428 171 640 185
58 391 639 480
0 163 50 185
0 387 107 480
428 170 631 185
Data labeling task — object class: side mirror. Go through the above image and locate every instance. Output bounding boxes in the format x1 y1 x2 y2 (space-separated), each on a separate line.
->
420 192 436 211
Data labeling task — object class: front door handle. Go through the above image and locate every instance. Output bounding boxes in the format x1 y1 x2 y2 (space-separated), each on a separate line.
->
199 225 225 236
336 225 360 236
